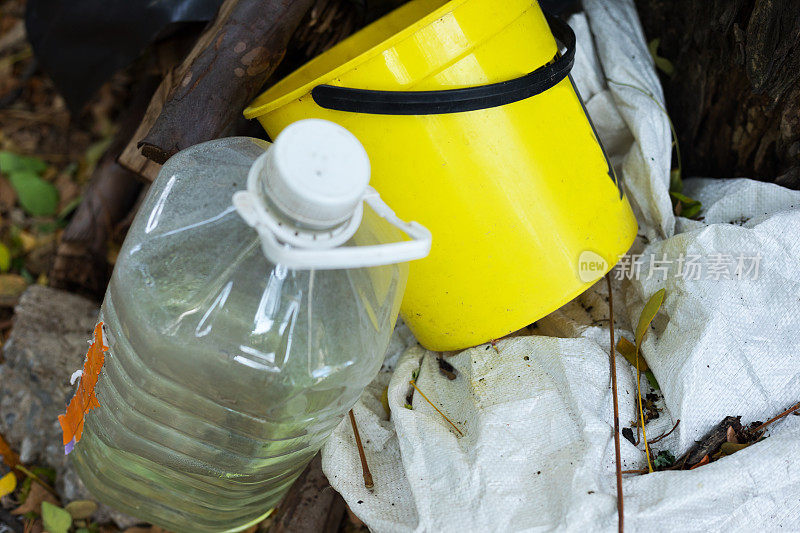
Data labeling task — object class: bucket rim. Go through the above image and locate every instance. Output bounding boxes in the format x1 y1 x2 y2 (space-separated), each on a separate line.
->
244 0 473 119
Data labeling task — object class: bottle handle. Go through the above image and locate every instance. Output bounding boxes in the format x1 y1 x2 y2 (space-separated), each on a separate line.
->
233 186 431 270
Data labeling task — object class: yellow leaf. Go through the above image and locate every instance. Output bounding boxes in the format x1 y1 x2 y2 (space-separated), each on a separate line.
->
615 337 650 372
0 274 28 306
635 288 666 349
19 231 37 253
0 471 17 497
0 242 10 272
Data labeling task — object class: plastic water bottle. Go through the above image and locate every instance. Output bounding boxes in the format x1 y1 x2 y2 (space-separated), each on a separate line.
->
71 120 431 532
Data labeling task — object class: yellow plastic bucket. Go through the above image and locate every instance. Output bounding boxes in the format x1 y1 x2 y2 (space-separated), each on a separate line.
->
244 0 637 351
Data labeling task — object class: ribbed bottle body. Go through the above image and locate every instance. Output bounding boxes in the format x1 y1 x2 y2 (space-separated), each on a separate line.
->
72 138 405 532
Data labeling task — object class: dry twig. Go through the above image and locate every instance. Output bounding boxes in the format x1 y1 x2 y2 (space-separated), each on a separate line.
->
348 409 373 489
606 273 624 533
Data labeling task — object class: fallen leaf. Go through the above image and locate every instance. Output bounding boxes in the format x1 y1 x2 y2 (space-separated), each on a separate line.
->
669 168 683 193
670 191 702 219
0 176 16 210
380 387 390 418
636 288 666 349
712 441 752 460
633 288 667 473
689 454 710 470
0 273 28 306
0 151 48 175
64 500 97 520
0 242 10 272
437 356 458 380
621 427 636 445
41 502 72 533
0 471 16 497
0 430 20 467
648 38 675 76
726 425 739 444
616 337 649 372
23 518 43 533
12 482 59 515
8 171 59 217
18 231 37 253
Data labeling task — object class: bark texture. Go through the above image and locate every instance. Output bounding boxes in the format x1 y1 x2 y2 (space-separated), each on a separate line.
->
135 0 316 166
637 0 800 187
269 454 347 533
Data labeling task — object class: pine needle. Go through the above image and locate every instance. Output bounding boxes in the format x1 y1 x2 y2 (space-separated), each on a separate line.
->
409 380 463 436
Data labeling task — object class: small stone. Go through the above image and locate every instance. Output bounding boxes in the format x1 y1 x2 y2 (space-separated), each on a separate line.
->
0 286 138 529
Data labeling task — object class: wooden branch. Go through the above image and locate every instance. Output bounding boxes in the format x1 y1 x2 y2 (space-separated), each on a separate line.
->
119 0 365 180
135 0 316 167
50 75 160 300
269 453 346 533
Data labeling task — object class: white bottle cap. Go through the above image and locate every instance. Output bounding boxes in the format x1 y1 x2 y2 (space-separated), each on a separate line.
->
263 119 371 229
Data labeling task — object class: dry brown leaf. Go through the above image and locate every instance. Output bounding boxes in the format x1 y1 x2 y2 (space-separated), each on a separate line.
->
12 482 60 515
0 430 20 468
0 176 16 210
23 518 43 533
54 172 80 210
689 454 710 470
0 273 27 306
0 19 25 55
64 499 97 519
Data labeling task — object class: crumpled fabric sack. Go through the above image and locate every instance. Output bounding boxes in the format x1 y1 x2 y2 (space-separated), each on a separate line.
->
321 1 800 531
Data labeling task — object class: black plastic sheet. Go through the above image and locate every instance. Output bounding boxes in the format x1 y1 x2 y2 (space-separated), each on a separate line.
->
25 0 578 113
25 0 224 112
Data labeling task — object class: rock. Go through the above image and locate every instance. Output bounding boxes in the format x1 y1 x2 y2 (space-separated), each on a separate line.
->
0 286 138 529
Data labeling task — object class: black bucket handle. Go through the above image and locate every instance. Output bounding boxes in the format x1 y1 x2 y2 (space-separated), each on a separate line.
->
311 12 575 116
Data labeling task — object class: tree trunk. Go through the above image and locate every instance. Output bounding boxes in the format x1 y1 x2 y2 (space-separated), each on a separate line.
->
636 0 800 188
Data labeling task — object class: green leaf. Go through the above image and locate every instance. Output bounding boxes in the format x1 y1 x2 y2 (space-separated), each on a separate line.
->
682 204 702 219
670 191 703 219
713 441 752 460
8 171 59 216
669 168 683 193
0 242 10 272
653 450 676 469
57 195 83 220
31 466 56 484
645 370 660 390
41 501 73 533
636 288 666 349
648 38 675 77
0 151 48 175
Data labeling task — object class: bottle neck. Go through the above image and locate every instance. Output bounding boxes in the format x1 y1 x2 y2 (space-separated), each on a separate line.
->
242 149 365 251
